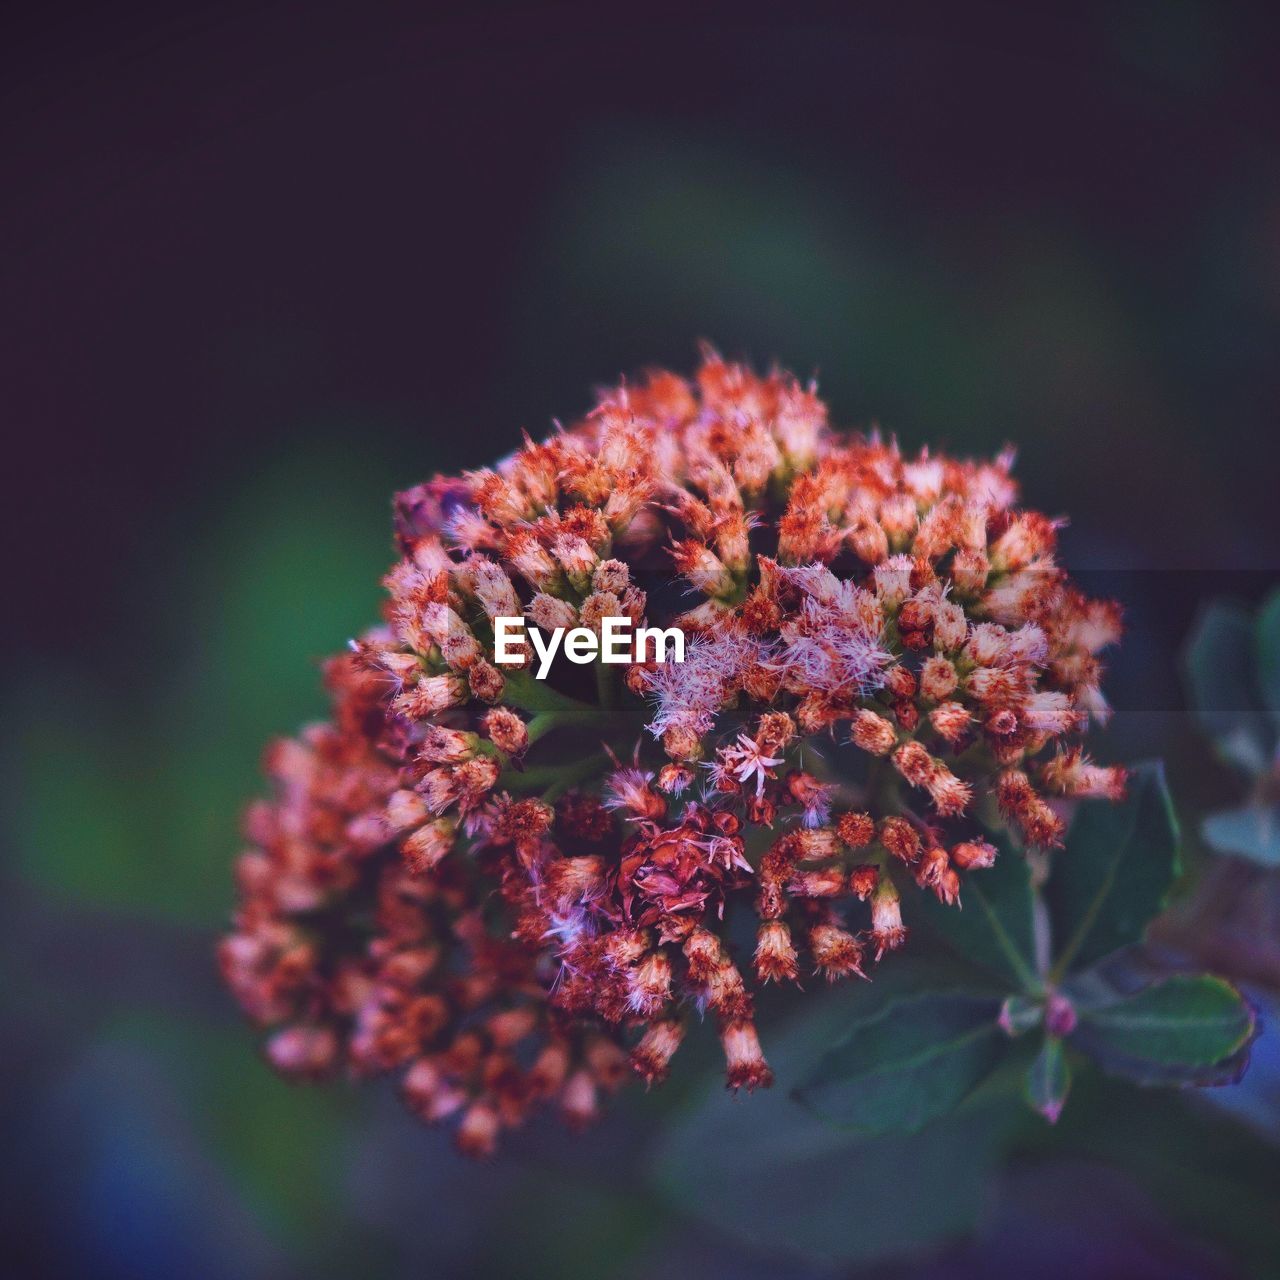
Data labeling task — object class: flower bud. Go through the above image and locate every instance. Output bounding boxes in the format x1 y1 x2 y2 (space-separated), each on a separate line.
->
402 817 458 873
265 1025 338 1079
851 709 897 756
394 674 466 719
528 1040 570 1098
656 763 695 794
504 531 561 590
419 724 480 764
933 600 968 651
456 1100 502 1157
837 810 875 849
559 1069 600 1131
468 659 506 702
630 1020 685 1085
528 592 578 633
929 700 971 746
551 533 599 589
754 920 799 983
719 1019 773 1091
849 519 889 564
870 880 908 960
848 864 879 899
951 839 997 870
386 789 430 834
403 1057 467 1122
787 867 846 897
626 951 673 1016
879 816 922 864
808 923 865 981
481 706 528 756
919 655 959 701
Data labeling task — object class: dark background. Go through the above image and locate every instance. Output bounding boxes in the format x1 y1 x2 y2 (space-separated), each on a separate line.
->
3 4 1280 1278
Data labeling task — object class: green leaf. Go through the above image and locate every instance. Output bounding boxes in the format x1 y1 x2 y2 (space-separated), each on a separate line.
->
1257 588 1280 735
1047 761 1179 980
1202 804 1280 867
915 835 1038 991
649 972 1013 1267
1071 975 1257 1086
1025 1036 1070 1123
1184 600 1271 773
795 991 1005 1134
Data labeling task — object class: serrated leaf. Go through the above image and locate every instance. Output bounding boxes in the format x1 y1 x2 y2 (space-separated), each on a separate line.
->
1047 761 1179 979
1202 804 1280 867
915 835 1038 991
795 991 1004 1134
1257 589 1280 735
1184 600 1271 774
648 973 1012 1267
1070 975 1257 1086
1025 1036 1070 1123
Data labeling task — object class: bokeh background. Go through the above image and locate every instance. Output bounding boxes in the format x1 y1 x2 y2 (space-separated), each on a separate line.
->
4 3 1280 1277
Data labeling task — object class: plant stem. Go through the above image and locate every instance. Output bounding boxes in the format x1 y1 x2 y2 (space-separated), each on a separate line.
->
503 753 603 799
501 669 607 724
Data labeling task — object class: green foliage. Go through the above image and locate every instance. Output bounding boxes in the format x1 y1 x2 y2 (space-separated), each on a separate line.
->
1024 1036 1070 1123
1184 591 1280 867
1184 599 1272 774
795 992 1004 1133
1070 975 1257 1086
1047 762 1180 977
652 765 1240 1255
915 834 1037 989
1256 590 1280 731
650 971 1013 1267
792 762 1253 1137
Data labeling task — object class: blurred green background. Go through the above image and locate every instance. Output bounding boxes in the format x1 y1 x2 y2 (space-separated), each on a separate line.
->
3 3 1280 1277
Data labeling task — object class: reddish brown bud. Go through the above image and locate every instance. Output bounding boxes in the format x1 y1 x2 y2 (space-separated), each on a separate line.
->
754 920 799 983
265 1025 338 1079
951 839 997 870
630 1020 685 1085
851 709 897 756
837 810 875 849
402 818 457 873
481 706 528 756
848 864 880 899
455 1101 502 1157
879 816 922 864
809 923 866 981
720 1019 774 1092
467 659 506 703
919 655 959 702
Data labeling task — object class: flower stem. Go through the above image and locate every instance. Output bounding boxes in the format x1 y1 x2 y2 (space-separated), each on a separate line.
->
503 753 603 799
501 669 607 724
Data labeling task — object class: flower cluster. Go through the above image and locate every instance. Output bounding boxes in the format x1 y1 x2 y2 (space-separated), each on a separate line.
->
221 353 1125 1154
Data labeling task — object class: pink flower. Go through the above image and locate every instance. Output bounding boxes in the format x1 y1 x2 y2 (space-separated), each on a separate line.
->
222 352 1124 1155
